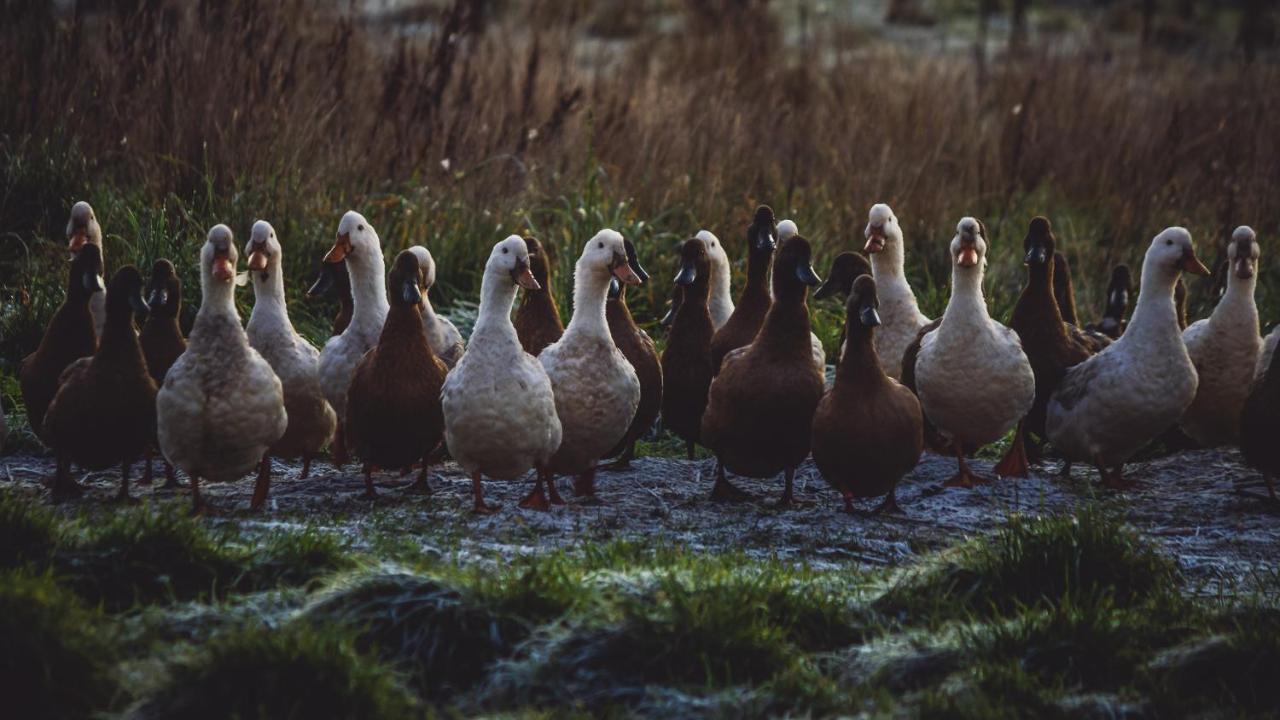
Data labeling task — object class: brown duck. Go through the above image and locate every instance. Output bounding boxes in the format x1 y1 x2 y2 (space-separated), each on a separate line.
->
138 258 186 487
700 234 825 506
20 243 103 444
710 205 777 373
1084 264 1131 339
813 251 874 360
306 258 354 336
811 275 923 514
43 266 158 501
602 238 662 470
1241 340 1280 502
514 236 564 357
660 238 715 460
345 250 449 498
994 217 1110 477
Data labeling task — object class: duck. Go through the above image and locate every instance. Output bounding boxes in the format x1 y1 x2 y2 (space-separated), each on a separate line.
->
1259 325 1279 380
137 259 186 488
710 206 778 373
602 238 661 470
1241 329 1280 502
306 259 354 336
1084 264 1132 339
407 245 466 368
1178 226 1263 447
441 236 563 512
1052 252 1081 326
660 238 717 461
65 201 107 338
995 217 1112 476
539 229 642 498
813 250 874 358
659 229 734 330
20 243 102 444
43 266 157 502
317 211 389 467
913 217 1036 487
345 250 449 499
157 225 287 513
861 204 932 381
700 234 826 506
811 275 923 514
1046 227 1210 488
245 220 338 495
513 236 565 357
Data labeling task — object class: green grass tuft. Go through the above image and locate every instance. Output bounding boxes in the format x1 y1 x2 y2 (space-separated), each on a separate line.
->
0 489 62 568
137 623 420 720
0 568 118 718
241 527 356 591
1148 603 1280 716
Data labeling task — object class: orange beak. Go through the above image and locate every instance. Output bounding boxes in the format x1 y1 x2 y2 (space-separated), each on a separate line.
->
864 226 886 253
211 255 235 282
513 261 540 290
247 247 269 272
325 232 352 263
612 263 641 286
67 229 87 254
957 246 979 268
1180 249 1210 276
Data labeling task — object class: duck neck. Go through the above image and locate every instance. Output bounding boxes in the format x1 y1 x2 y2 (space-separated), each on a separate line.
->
99 305 146 368
943 264 990 327
347 252 389 329
249 264 290 328
837 322 886 386
1126 264 1181 346
197 270 239 323
757 289 812 356
741 247 774 307
1023 260 1068 330
471 270 520 343
380 300 432 352
709 257 734 322
870 234 907 280
566 262 611 338
1212 271 1259 331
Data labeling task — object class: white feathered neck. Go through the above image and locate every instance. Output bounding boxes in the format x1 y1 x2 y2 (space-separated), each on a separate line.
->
566 256 611 337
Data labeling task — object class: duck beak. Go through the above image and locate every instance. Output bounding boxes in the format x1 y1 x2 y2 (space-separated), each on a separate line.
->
512 258 540 290
1233 257 1255 280
306 268 333 297
247 246 269 273
957 238 980 268
211 247 235 282
795 262 821 287
860 305 881 327
660 290 683 328
325 232 352 263
813 272 844 300
1025 246 1048 265
1179 248 1210 276
67 227 88 254
402 279 422 305
864 225 886 253
611 252 641 285
130 291 151 319
148 287 168 309
674 258 697 286
624 239 649 283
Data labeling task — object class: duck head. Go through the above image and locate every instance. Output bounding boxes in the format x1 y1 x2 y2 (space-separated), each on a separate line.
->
1023 216 1055 268
406 246 439 305
847 274 882 330
778 219 799 242
749 205 777 254
244 220 281 284
773 235 822 299
675 237 711 288
107 265 150 324
491 235 540 289
1146 227 1210 280
203 224 238 284
694 229 729 272
146 259 181 317
814 251 873 300
66 201 102 256
524 236 553 289
863 203 902 256
1228 226 1259 281
1102 263 1131 330
326 211 379 265
609 237 649 299
951 216 988 271
68 242 105 298
581 229 640 285
389 250 424 306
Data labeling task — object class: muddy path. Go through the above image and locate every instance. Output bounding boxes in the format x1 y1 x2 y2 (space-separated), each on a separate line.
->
3 448 1276 593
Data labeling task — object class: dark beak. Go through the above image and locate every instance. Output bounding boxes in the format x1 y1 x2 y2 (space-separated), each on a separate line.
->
660 286 683 328
83 271 104 292
148 287 168 309
813 273 845 300
674 259 697 286
130 291 151 319
608 276 622 299
754 227 777 252
402 279 422 305
795 262 822 287
307 268 333 298
624 239 649 283
859 305 881 327
1025 246 1048 265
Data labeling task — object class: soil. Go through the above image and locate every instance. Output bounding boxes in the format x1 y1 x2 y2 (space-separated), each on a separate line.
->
3 448 1276 593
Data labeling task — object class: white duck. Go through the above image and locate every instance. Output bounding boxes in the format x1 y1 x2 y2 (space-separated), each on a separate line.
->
157 225 287 513
1047 227 1211 487
442 236 563 512
316 211 389 465
407 245 465 368
914 217 1035 487
1180 226 1263 446
773 219 827 372
695 230 735 330
245 220 338 496
66 201 107 338
864 203 932 380
538 229 642 498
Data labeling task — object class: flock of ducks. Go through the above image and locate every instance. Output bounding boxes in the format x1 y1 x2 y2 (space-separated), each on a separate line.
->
12 200 1280 515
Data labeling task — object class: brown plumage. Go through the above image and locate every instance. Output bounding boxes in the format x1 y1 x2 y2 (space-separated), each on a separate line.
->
1240 343 1280 501
1085 264 1131 339
514 236 564 357
345 250 448 498
995 217 1110 476
710 205 777 373
43 266 158 501
661 239 716 459
20 244 102 443
813 251 874 358
137 258 186 487
306 259 353 336
700 234 825 506
603 239 662 468
1052 251 1079 326
812 275 923 514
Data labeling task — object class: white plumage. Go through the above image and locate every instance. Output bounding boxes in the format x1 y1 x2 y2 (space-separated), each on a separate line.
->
407 245 466 368
865 203 932 380
695 229 735 330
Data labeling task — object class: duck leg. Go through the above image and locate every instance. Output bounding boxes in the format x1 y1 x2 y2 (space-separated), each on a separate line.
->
471 471 499 514
161 460 180 489
992 421 1031 478
943 441 987 488
709 460 753 502
1058 459 1073 481
599 443 636 472
332 421 348 468
407 451 434 496
874 488 904 515
113 460 136 503
573 467 597 497
841 490 856 514
518 468 553 511
140 446 154 486
772 467 798 508
50 455 83 502
250 457 272 511
1267 473 1277 501
190 475 216 516
362 461 377 499
300 454 313 480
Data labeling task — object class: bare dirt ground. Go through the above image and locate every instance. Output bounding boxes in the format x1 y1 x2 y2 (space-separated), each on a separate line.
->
3 448 1277 593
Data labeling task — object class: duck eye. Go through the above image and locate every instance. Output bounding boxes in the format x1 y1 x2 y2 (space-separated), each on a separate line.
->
358 224 365 231
502 247 509 254
1165 239 1172 246
597 241 604 249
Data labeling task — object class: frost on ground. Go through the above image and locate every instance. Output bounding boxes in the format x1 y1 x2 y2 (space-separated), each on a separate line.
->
3 447 1276 593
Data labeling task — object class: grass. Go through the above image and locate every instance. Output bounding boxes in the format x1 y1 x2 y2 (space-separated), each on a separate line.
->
0 489 61 568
